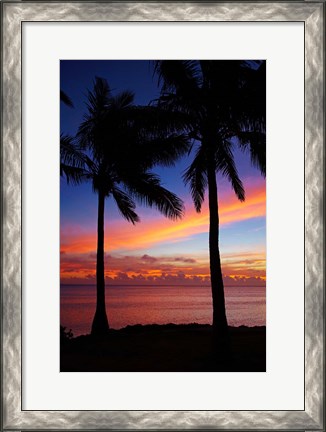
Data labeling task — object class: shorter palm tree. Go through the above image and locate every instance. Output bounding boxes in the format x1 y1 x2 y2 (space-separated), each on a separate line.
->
61 77 189 335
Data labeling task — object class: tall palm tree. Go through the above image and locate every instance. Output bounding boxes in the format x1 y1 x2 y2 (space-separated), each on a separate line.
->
61 77 189 336
154 60 266 337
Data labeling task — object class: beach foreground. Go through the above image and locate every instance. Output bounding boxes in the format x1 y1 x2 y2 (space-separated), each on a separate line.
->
61 324 266 372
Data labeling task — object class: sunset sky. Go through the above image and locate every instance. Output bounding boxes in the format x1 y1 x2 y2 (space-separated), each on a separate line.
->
60 60 266 287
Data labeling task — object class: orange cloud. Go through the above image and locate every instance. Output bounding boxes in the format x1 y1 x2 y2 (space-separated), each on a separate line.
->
60 248 266 285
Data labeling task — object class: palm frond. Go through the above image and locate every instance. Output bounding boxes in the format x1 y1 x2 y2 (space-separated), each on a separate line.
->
60 134 95 185
76 77 111 155
236 131 266 176
60 90 74 107
111 187 139 224
183 146 208 212
229 62 266 134
125 172 184 220
154 60 201 94
215 141 245 202
154 91 204 125
110 90 135 110
60 164 89 185
60 135 86 168
139 134 190 168
128 104 192 135
86 76 110 115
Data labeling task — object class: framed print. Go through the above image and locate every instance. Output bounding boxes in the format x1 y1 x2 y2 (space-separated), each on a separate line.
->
1 1 325 430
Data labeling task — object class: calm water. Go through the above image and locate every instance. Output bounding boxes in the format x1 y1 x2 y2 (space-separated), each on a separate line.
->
60 285 266 336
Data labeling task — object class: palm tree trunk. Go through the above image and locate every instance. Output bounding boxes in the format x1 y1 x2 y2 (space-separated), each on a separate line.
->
91 189 109 335
207 161 229 337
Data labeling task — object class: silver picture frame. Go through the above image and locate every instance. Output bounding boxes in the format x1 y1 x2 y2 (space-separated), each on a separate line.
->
1 1 324 430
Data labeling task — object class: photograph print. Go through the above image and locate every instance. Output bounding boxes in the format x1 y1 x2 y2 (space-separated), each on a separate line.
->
60 60 266 372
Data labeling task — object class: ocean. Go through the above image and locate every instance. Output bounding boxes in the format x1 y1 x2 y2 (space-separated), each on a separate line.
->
60 285 266 336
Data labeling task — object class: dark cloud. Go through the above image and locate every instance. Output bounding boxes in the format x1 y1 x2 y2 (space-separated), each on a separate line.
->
61 252 265 287
174 257 196 263
141 254 157 263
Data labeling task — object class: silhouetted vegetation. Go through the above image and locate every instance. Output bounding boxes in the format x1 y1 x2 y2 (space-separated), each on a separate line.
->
61 77 189 336
153 61 266 337
60 325 73 345
60 323 266 372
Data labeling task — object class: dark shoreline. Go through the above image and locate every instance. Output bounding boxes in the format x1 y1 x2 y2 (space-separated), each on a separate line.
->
61 323 266 372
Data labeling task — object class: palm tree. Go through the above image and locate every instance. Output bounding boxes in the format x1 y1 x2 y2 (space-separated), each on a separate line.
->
61 77 189 336
154 60 266 337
